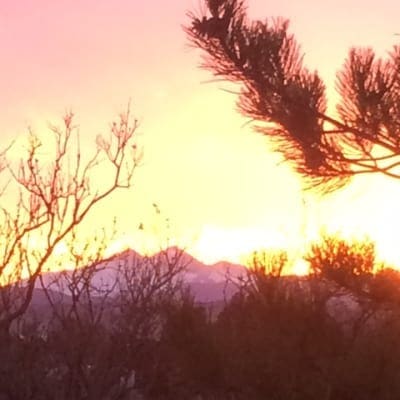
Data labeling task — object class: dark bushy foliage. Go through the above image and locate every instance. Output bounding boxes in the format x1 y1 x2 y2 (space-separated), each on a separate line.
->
2 237 400 399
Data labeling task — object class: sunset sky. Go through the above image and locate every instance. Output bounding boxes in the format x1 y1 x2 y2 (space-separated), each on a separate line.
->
1 0 400 269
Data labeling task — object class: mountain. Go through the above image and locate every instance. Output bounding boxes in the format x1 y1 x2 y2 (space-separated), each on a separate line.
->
36 247 248 304
27 248 364 329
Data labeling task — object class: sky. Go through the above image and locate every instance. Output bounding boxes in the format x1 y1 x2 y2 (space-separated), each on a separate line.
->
1 0 400 270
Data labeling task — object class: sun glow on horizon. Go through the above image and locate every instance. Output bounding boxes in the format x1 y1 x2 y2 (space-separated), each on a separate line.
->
102 186 400 274
2 0 400 279
191 224 294 265
33 172 400 276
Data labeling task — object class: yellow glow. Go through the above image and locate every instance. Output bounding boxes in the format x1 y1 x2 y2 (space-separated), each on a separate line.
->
2 0 400 275
291 259 310 276
104 234 137 258
53 241 68 257
192 225 292 265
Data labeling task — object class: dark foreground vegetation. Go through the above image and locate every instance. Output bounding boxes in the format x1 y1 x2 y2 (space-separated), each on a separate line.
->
2 0 400 395
2 236 400 400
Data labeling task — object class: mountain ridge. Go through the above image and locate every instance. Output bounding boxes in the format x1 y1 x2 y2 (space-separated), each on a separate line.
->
34 246 248 305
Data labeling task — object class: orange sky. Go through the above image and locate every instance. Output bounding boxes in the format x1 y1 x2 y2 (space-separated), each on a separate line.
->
1 0 400 269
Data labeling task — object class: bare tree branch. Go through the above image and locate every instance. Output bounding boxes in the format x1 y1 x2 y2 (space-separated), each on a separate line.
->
0 108 140 334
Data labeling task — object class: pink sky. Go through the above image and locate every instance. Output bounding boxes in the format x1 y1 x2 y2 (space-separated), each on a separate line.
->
1 0 400 266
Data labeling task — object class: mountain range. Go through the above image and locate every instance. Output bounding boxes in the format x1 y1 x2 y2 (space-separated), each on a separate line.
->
32 247 248 311
26 248 362 328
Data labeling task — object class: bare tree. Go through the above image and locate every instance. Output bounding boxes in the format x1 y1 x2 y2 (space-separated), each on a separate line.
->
13 226 189 400
110 246 190 397
0 108 139 335
31 231 127 400
185 0 400 191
